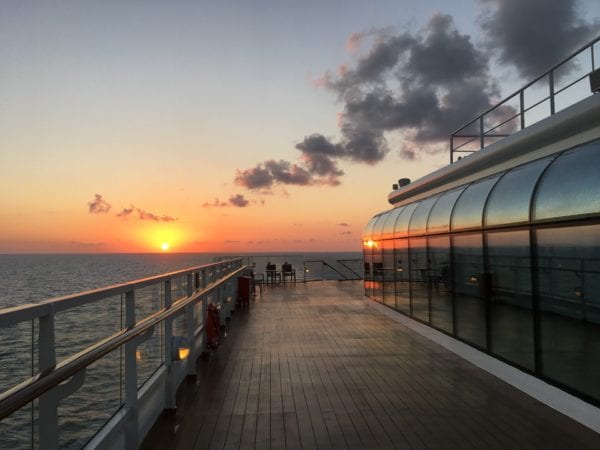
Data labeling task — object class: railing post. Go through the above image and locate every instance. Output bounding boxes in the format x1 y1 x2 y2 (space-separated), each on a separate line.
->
185 273 196 377
479 115 484 149
124 289 139 450
38 306 58 450
163 279 176 410
549 70 555 115
520 90 525 129
201 269 207 289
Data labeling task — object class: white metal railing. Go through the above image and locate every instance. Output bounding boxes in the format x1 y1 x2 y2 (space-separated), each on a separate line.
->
451 35 600 162
0 258 247 449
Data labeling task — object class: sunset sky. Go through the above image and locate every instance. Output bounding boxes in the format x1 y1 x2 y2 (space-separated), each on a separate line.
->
1 0 598 253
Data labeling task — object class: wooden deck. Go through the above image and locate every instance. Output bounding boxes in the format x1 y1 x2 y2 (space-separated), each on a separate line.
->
142 281 600 450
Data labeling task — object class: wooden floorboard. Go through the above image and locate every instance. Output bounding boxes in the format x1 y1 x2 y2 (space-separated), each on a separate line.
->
142 280 600 450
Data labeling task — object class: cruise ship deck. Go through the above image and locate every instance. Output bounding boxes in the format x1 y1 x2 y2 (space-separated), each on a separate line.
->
141 281 600 450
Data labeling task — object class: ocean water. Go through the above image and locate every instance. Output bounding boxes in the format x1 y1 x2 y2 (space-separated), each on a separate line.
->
0 252 362 449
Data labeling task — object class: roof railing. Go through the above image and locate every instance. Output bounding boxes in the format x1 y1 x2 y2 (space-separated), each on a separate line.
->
450 35 600 163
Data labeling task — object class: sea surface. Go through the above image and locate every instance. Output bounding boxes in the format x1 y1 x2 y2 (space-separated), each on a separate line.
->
0 252 362 449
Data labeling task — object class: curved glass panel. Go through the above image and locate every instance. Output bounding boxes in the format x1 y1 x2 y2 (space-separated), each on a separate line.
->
427 187 465 234
451 175 501 231
409 196 438 236
393 202 419 239
381 206 405 240
371 212 388 241
362 214 381 241
533 140 600 222
485 157 553 227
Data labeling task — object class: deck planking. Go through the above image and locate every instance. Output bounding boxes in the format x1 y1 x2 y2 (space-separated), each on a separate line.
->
142 281 600 450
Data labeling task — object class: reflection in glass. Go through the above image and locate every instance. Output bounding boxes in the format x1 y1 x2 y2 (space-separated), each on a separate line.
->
394 202 419 239
451 176 500 231
484 158 552 227
409 196 438 236
487 230 534 370
537 225 600 401
534 141 600 222
381 207 404 239
409 237 429 323
362 215 380 242
427 188 464 234
394 239 410 315
382 240 396 308
371 213 388 241
372 238 383 303
452 233 486 349
428 235 453 334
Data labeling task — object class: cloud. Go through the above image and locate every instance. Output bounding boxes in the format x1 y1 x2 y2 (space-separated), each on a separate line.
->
234 165 273 190
88 194 111 214
136 209 177 222
202 198 228 208
202 194 251 208
480 0 597 79
116 207 134 217
340 231 353 235
228 194 250 207
337 222 350 227
69 241 105 247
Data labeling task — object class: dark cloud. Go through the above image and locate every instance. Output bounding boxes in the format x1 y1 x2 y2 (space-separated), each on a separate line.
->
202 198 228 208
296 13 505 171
69 241 105 247
88 194 111 214
234 165 273 190
480 0 597 79
116 207 134 217
228 194 249 207
136 209 177 222
265 160 313 185
202 194 251 208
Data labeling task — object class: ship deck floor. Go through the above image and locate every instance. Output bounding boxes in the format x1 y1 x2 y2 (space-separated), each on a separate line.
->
141 280 600 450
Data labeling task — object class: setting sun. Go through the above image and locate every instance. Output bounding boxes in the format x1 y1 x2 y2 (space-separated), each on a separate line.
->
161 242 170 251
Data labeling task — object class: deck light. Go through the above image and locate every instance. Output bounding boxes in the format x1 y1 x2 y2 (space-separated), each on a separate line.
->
171 336 191 361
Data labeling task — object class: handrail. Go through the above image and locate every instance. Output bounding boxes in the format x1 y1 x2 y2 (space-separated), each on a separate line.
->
450 35 600 162
0 264 248 420
0 258 238 326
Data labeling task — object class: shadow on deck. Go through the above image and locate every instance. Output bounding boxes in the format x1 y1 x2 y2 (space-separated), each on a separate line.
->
141 281 600 450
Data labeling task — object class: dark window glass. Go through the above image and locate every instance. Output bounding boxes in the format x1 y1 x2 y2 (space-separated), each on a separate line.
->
372 237 383 303
409 196 438 236
451 176 501 231
409 237 429 323
486 230 534 370
484 158 552 227
427 187 465 234
394 202 419 239
534 140 600 222
428 235 453 334
452 233 486 349
536 224 600 401
394 239 410 315
381 206 404 240
382 239 396 308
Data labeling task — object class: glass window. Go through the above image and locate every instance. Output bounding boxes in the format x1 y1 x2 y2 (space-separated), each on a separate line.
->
362 215 380 241
409 237 429 324
451 176 501 231
381 206 404 240
371 212 389 241
382 240 396 309
394 238 410 315
428 235 453 334
486 230 534 370
394 202 419 239
452 233 487 349
484 157 553 227
536 224 600 402
409 196 438 236
533 140 600 222
427 187 465 234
